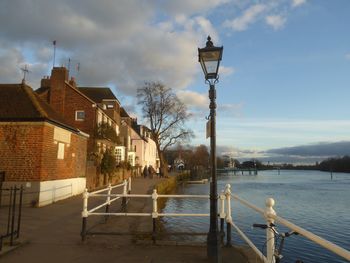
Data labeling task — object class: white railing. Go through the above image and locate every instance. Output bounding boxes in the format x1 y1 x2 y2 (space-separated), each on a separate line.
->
81 179 350 262
222 184 350 263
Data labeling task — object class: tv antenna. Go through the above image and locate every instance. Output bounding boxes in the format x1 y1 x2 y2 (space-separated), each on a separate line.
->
20 64 30 83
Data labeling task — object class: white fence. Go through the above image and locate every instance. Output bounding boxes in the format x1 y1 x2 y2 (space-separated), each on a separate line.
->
81 178 350 262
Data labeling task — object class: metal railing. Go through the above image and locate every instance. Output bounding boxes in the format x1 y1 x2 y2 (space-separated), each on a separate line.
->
0 186 24 251
221 184 350 263
80 180 350 262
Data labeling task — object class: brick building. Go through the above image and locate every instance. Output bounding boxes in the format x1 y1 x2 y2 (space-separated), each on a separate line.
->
0 83 88 206
36 67 125 187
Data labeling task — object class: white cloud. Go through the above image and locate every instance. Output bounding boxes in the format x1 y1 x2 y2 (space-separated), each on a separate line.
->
0 0 224 95
177 90 208 110
223 4 267 31
158 0 231 16
219 66 235 76
345 53 350 60
265 15 287 30
291 0 306 8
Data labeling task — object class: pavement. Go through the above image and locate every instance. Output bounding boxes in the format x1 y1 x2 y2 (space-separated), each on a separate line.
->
0 178 257 263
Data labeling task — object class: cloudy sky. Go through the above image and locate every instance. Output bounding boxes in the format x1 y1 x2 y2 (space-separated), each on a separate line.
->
1 0 350 162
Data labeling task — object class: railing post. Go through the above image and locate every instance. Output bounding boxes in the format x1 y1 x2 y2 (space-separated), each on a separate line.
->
225 184 232 247
81 188 89 241
121 179 127 212
10 186 17 245
219 190 226 244
105 183 112 221
264 198 276 263
151 189 158 244
128 177 132 194
16 186 24 238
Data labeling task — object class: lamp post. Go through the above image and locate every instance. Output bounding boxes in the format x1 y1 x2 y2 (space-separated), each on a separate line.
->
198 36 223 263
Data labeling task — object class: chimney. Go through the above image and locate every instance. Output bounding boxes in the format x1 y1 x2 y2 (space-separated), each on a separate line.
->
69 77 77 88
49 67 69 115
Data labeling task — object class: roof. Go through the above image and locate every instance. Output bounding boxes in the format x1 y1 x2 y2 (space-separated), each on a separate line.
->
35 86 50 94
120 107 130 118
78 87 119 103
0 83 78 132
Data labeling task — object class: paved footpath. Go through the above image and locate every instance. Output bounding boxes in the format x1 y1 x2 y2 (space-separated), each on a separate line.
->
0 178 255 263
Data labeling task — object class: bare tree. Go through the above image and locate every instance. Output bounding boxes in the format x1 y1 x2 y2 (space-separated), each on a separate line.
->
137 82 193 175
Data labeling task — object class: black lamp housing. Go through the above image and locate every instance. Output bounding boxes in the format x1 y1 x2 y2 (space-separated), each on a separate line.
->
198 36 223 80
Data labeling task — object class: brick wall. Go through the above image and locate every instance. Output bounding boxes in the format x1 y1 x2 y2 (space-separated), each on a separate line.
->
0 122 88 182
63 85 96 153
0 123 43 181
49 67 68 115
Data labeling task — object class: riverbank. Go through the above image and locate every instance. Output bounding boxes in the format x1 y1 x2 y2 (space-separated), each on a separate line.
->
0 177 254 263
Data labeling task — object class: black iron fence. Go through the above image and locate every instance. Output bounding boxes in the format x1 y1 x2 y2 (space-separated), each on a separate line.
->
0 186 23 251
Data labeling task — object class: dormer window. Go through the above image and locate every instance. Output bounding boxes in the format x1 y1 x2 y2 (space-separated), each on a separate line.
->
75 110 85 121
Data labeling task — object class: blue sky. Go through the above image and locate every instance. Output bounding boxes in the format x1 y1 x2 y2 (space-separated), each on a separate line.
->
1 0 350 162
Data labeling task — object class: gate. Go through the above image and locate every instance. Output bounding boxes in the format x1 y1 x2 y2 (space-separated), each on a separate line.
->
0 185 24 251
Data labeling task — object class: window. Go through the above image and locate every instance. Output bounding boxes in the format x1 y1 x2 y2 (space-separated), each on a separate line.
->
116 148 122 164
57 143 65 159
75 110 85 121
107 104 114 109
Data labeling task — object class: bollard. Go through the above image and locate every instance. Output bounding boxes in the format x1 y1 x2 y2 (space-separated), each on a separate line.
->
128 177 132 194
225 184 232 247
121 180 127 212
264 198 276 263
81 188 89 241
219 191 226 244
105 184 112 221
151 189 158 244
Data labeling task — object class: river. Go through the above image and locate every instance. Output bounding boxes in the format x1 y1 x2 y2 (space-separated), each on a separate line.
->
162 170 350 263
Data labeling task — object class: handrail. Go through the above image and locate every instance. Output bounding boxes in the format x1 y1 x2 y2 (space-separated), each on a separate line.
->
81 179 350 262
228 220 268 263
274 214 350 261
224 184 350 262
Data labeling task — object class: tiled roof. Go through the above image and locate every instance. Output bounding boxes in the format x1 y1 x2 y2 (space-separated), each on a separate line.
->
78 87 118 103
0 83 77 131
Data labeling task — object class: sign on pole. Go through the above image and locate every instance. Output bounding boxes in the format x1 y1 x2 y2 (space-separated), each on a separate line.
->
206 119 211 139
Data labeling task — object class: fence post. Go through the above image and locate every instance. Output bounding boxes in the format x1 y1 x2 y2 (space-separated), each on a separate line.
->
151 189 158 244
81 188 89 241
225 184 232 247
128 177 132 194
7 187 13 235
16 186 24 238
219 190 226 244
121 180 127 212
264 198 276 263
105 184 112 221
10 187 17 245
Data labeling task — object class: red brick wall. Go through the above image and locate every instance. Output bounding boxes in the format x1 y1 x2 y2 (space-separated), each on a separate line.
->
0 123 43 181
0 122 87 182
63 86 96 153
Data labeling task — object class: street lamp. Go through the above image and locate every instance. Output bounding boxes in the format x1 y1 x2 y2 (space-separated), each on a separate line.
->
198 36 223 263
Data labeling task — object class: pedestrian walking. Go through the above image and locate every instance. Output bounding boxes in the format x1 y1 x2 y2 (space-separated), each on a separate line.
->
143 165 149 178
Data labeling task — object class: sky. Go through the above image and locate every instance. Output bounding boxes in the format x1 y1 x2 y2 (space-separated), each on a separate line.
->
1 0 350 163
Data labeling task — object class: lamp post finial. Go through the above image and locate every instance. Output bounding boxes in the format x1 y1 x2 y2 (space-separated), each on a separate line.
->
206 36 213 47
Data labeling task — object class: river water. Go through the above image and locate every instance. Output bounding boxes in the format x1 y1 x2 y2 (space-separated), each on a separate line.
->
162 170 350 263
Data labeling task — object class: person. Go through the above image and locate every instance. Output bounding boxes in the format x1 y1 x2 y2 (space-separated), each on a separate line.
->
148 165 154 179
143 165 149 178
156 167 160 178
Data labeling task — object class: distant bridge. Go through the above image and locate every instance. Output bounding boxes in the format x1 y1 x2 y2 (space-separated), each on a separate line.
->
217 168 258 175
